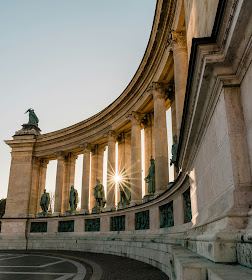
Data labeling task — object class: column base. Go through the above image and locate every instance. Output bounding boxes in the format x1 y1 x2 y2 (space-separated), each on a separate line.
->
103 205 115 212
52 212 61 217
154 190 166 198
79 209 90 215
130 200 142 206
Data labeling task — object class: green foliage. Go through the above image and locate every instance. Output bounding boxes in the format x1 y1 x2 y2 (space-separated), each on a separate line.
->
0 198 6 218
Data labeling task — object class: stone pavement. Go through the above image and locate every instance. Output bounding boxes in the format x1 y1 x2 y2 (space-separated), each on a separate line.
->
0 250 169 280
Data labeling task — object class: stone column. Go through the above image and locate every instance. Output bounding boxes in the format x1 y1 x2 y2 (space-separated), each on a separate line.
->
28 157 40 217
62 152 77 213
54 152 65 215
128 112 142 205
80 143 91 214
117 132 131 203
36 159 49 214
151 82 169 194
90 144 105 211
170 97 178 180
171 30 188 138
143 113 155 195
105 130 116 211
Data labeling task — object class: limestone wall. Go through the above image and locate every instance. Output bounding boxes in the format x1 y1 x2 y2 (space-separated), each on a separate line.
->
184 0 219 56
241 61 252 177
189 91 234 225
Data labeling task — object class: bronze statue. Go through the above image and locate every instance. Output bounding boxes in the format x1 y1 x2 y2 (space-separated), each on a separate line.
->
118 169 131 208
40 189 50 213
25 108 39 127
94 179 106 209
69 185 78 211
170 135 179 174
145 156 155 195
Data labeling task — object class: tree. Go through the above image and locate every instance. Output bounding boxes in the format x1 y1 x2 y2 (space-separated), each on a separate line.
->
0 198 6 218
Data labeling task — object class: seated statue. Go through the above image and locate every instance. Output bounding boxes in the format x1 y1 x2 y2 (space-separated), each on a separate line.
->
69 185 78 211
40 189 50 213
145 156 155 196
94 179 106 209
118 169 131 208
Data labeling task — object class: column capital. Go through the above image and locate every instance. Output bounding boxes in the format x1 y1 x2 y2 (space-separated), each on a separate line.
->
171 30 187 56
142 112 154 129
91 144 106 155
104 130 117 141
117 132 131 143
127 111 144 125
40 158 49 167
149 82 167 101
80 142 91 153
65 152 78 162
54 151 66 160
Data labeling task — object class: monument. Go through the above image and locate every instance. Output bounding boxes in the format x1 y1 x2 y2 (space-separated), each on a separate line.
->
144 157 155 201
92 179 106 213
66 186 78 215
118 169 131 209
38 189 51 217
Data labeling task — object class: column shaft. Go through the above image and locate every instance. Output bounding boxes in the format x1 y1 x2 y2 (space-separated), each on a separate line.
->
36 159 49 214
172 31 188 138
144 113 155 195
90 145 104 211
129 112 142 204
105 131 116 211
152 83 169 194
54 153 65 214
80 143 91 214
171 99 178 180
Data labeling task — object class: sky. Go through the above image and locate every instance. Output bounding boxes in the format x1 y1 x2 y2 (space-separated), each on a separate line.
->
0 0 174 204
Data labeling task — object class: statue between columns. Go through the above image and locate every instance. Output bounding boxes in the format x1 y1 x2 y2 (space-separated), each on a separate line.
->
38 189 51 217
144 157 155 197
69 186 78 212
92 179 106 213
118 169 131 209
170 135 179 174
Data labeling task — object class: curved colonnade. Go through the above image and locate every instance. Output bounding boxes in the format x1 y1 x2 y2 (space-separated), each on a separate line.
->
1 0 252 279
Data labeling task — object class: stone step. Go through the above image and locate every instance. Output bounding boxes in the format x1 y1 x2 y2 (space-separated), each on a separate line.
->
208 265 252 280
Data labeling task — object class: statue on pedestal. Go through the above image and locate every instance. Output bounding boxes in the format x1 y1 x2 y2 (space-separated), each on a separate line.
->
118 169 131 209
170 135 179 174
25 108 39 127
145 156 155 196
39 189 50 217
69 185 78 212
92 179 106 213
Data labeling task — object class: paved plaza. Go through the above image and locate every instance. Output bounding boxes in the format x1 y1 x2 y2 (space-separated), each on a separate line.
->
0 251 168 280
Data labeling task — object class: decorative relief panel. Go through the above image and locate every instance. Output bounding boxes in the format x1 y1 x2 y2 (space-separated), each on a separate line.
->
58 220 74 232
135 210 149 230
30 222 47 233
160 201 174 228
110 215 125 231
183 188 192 223
85 218 100 232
